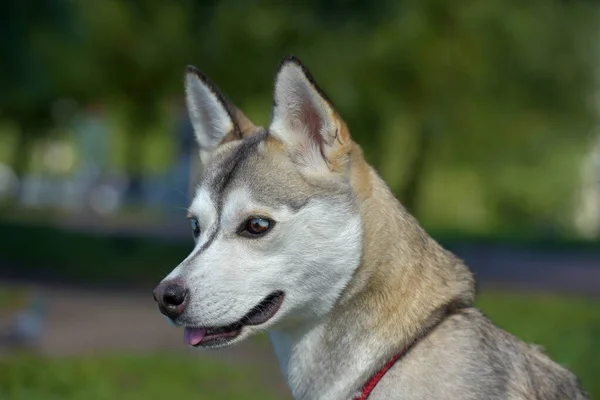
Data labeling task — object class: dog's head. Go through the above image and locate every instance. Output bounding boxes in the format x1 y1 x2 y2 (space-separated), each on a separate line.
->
153 56 364 348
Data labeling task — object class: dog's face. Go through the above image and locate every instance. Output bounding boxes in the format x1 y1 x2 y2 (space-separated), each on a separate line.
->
153 57 363 349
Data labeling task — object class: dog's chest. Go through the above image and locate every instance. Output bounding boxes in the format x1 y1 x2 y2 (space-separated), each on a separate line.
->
269 326 381 400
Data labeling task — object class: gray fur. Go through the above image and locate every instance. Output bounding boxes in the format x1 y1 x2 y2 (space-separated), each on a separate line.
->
166 57 589 400
369 308 588 399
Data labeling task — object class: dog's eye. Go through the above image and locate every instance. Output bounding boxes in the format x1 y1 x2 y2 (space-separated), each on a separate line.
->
190 218 201 238
240 217 273 237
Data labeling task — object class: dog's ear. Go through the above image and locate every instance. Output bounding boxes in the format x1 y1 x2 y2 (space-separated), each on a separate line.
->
269 56 352 176
185 66 259 163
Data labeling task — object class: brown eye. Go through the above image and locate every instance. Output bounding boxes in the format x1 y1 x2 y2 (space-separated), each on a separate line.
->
241 217 273 237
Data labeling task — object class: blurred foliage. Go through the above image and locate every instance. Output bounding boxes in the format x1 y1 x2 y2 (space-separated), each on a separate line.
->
0 0 76 175
0 0 599 233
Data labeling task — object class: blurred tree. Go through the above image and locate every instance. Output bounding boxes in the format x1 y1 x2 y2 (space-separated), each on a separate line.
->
341 0 599 225
66 0 196 201
0 0 76 179
181 0 598 232
1 0 597 235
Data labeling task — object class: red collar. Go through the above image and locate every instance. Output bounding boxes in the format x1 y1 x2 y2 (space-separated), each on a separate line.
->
354 348 405 400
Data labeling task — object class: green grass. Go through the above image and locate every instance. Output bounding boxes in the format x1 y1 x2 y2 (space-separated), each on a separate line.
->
0 353 281 400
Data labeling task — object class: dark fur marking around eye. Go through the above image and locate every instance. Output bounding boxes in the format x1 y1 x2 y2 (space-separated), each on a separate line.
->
187 132 268 264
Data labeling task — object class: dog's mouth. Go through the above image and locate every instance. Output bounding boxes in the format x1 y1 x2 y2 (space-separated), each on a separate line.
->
184 291 284 347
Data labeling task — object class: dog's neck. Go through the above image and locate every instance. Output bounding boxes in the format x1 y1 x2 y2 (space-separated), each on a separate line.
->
269 145 476 400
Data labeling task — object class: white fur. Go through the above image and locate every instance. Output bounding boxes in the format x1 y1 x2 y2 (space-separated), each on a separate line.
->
189 188 218 241
270 61 336 176
185 72 233 164
166 61 368 398
166 184 362 359
163 188 217 278
269 323 387 399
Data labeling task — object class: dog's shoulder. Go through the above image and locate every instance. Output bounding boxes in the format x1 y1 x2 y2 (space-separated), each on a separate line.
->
368 308 513 400
519 341 589 400
368 307 588 400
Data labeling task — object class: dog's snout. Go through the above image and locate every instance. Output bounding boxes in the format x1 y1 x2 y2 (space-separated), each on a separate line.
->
163 284 187 306
153 281 188 319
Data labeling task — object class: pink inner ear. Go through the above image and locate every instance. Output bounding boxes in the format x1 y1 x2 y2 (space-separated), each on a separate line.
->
300 100 325 150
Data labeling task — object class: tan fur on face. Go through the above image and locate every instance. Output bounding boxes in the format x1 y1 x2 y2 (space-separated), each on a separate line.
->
231 106 261 138
220 104 262 145
344 143 475 339
286 123 476 382
323 117 353 174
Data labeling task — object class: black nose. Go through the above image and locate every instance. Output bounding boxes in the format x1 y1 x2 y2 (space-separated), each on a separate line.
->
163 284 187 307
153 281 188 319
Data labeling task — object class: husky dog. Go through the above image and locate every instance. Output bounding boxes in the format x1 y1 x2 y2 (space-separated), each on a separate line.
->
153 56 588 400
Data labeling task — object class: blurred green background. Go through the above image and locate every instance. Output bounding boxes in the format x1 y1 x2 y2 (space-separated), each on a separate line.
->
1 0 600 399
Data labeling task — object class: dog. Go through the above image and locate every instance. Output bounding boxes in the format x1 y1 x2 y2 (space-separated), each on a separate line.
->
153 56 588 400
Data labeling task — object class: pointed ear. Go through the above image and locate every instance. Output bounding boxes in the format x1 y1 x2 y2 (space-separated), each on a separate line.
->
185 66 259 163
269 56 352 175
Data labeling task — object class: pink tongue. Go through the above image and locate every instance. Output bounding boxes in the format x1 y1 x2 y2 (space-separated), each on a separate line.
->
184 327 207 346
